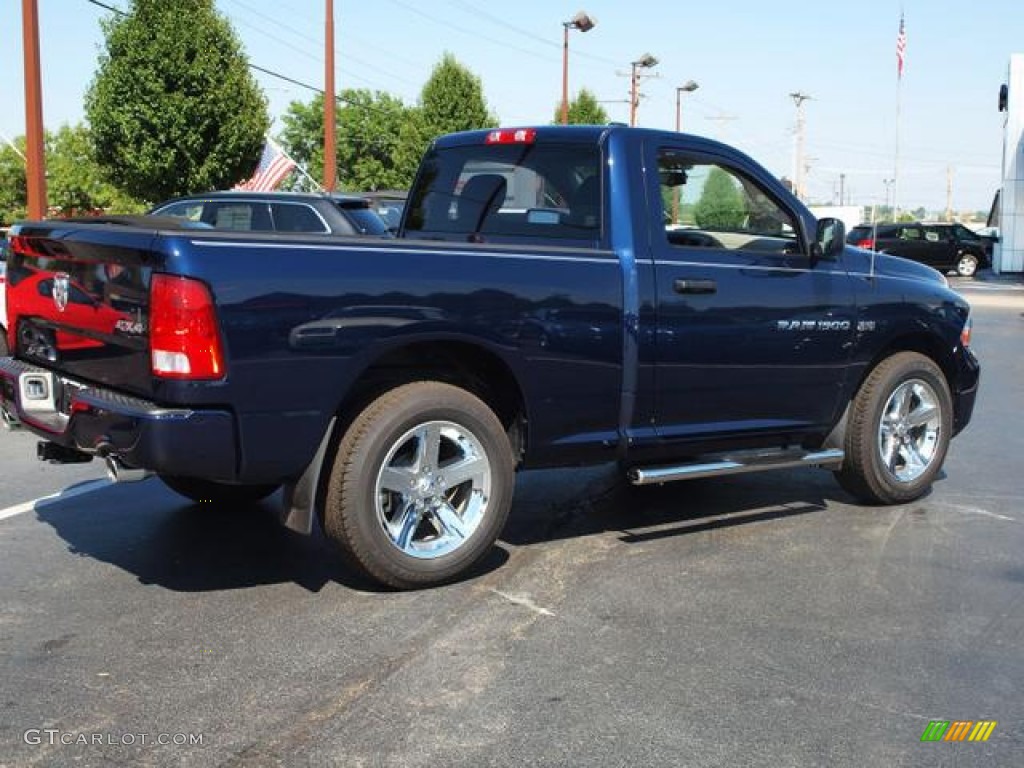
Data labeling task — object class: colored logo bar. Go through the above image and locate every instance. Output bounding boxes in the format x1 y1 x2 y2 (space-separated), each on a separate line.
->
921 720 997 742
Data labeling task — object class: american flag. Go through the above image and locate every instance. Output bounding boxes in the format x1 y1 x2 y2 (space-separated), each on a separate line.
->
896 13 907 79
235 138 296 191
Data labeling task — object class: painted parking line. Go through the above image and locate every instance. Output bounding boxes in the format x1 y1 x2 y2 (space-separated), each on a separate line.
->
0 479 111 522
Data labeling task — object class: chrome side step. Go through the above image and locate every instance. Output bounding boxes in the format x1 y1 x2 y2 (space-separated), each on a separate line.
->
627 448 845 486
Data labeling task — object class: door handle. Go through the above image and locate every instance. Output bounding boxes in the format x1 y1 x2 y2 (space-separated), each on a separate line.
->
673 278 717 295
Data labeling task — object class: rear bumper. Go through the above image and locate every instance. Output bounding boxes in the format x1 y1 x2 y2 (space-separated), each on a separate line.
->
0 357 239 480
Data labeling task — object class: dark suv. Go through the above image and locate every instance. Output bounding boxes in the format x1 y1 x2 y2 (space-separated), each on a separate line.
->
151 191 391 237
846 222 990 277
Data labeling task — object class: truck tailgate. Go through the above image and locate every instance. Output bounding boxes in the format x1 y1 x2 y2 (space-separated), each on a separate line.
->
6 221 162 398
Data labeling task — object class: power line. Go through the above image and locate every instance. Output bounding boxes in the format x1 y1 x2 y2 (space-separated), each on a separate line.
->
84 0 400 117
224 0 422 91
382 0 554 64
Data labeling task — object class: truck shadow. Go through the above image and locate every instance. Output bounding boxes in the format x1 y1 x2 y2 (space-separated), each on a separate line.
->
502 463 853 548
34 480 510 594
34 466 858 593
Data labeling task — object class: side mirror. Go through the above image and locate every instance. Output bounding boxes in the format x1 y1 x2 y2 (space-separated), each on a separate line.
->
812 217 845 263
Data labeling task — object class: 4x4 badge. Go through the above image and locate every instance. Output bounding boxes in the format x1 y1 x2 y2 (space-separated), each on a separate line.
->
52 273 70 312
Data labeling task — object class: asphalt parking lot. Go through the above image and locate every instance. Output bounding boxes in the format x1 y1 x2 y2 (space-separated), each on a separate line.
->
1 276 1022 767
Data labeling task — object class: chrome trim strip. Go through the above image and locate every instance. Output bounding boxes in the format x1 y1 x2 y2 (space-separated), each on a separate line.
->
190 240 619 266
652 258 813 274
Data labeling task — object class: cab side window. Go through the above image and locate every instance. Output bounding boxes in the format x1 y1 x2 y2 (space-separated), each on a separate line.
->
658 150 799 254
206 203 272 232
157 202 204 221
271 203 329 233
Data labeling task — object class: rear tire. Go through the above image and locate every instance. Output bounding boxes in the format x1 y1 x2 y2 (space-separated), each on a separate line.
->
323 381 514 589
159 475 279 505
955 252 978 278
834 352 952 505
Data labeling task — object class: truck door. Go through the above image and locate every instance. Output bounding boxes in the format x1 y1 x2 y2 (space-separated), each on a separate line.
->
649 146 857 445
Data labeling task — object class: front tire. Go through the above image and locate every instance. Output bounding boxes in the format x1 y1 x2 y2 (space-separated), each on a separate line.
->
323 381 514 589
835 352 952 505
956 252 979 278
159 475 279 505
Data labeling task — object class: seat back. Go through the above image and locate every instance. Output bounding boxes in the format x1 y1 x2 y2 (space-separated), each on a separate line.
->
457 174 507 230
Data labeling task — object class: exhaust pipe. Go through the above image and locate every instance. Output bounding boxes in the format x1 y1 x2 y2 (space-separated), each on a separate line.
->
105 456 152 484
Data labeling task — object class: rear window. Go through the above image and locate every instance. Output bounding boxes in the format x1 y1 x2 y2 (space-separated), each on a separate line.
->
404 141 602 243
336 206 389 236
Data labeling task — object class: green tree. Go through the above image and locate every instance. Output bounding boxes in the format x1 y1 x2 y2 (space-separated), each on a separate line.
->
419 53 495 137
396 54 497 175
84 0 268 203
693 168 746 229
339 90 413 191
47 124 146 215
281 90 414 191
553 88 608 125
0 137 27 225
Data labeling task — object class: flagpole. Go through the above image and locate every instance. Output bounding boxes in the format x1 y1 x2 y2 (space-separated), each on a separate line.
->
267 135 324 193
894 76 902 222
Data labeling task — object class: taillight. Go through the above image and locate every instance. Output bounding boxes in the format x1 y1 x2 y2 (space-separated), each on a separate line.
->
960 314 972 348
150 274 226 380
485 128 536 144
855 238 875 250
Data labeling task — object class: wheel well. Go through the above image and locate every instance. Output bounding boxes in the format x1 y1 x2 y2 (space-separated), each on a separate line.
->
335 341 527 460
825 334 960 453
861 333 959 399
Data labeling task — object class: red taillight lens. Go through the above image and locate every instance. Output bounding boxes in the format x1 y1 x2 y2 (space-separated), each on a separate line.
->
150 274 226 380
855 238 875 250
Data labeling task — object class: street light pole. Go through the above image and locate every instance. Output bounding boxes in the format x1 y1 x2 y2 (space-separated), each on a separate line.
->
675 80 699 132
673 81 698 224
629 53 658 127
561 12 595 125
22 0 47 219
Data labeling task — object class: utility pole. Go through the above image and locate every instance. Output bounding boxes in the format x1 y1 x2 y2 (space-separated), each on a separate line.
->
22 0 47 218
839 173 846 206
625 53 658 127
323 0 337 191
789 91 810 201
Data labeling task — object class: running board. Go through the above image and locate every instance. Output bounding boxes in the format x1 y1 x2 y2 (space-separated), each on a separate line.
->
627 449 845 486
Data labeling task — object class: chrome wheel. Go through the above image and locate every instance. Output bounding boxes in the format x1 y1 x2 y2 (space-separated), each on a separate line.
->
956 253 978 277
375 420 492 559
877 378 942 483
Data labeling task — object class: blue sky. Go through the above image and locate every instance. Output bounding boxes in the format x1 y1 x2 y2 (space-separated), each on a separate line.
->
2 0 1020 212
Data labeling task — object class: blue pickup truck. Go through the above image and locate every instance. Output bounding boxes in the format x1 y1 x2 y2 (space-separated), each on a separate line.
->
0 126 979 588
